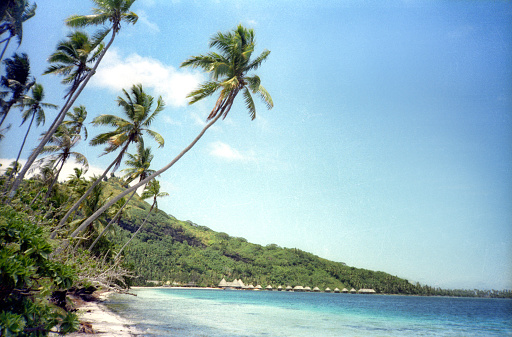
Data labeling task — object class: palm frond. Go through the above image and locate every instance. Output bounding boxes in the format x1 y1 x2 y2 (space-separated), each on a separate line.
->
144 129 164 148
242 87 256 120
186 81 221 105
256 84 273 110
246 49 271 72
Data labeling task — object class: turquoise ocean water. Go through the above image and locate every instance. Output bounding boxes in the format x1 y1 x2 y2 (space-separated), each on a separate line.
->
106 288 512 336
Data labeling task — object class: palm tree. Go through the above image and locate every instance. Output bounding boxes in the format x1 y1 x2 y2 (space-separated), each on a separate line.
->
88 140 155 251
57 84 164 232
69 24 273 242
44 31 105 100
4 84 57 186
0 53 34 127
62 105 88 140
68 176 109 251
6 0 138 200
37 126 88 200
0 0 36 62
114 179 168 261
121 140 155 184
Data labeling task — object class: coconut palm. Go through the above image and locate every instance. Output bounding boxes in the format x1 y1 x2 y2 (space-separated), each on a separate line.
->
44 31 105 99
68 176 109 251
57 83 164 232
4 84 57 187
115 179 168 261
121 140 155 184
62 105 88 140
0 53 34 127
37 126 88 200
88 141 155 251
68 24 272 243
6 0 137 200
0 0 36 62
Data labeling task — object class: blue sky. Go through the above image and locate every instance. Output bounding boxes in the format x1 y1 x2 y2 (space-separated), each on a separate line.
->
1 0 511 290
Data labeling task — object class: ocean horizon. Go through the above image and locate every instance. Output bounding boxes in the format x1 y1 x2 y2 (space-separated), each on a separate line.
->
106 288 512 336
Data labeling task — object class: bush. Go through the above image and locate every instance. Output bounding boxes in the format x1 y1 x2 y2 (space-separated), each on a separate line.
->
0 205 79 336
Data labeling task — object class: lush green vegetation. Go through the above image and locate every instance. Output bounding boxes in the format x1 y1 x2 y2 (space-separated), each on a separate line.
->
1 1 510 334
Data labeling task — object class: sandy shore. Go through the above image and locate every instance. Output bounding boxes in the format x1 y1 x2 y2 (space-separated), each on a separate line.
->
68 292 142 336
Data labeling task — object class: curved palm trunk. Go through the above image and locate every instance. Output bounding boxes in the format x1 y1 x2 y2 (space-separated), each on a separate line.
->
50 139 130 239
88 189 137 252
4 109 35 186
6 30 118 201
0 36 11 62
114 201 155 261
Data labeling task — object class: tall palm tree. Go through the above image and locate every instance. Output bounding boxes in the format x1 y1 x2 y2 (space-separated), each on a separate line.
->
57 84 164 233
4 84 57 187
37 126 88 200
0 0 36 62
69 24 273 242
62 105 88 140
0 53 33 127
6 0 138 200
114 179 168 261
88 141 155 251
44 31 105 99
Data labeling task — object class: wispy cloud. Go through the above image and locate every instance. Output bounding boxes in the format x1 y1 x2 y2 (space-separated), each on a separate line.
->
90 49 204 107
208 141 256 162
137 10 160 33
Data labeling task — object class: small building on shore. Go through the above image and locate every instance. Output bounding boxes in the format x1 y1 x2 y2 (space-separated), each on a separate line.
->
342 288 349 293
313 287 320 292
334 288 340 293
350 288 357 293
325 287 331 293
358 288 376 294
277 285 283 291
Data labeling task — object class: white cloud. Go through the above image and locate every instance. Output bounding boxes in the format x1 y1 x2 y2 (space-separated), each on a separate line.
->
137 10 160 33
91 49 204 107
208 141 255 162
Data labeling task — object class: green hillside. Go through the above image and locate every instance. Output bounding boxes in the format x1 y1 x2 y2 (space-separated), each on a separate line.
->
101 177 425 294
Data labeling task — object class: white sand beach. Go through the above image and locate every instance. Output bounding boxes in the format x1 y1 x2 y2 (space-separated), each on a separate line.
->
68 292 142 336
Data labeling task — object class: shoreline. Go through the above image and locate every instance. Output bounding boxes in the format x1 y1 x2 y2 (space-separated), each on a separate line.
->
67 292 142 336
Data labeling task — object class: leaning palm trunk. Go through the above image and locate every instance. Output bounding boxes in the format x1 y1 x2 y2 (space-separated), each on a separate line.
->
6 30 118 201
88 189 137 252
49 139 130 239
114 201 155 261
52 95 233 254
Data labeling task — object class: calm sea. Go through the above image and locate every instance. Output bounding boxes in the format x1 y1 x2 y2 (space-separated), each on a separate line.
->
106 288 512 336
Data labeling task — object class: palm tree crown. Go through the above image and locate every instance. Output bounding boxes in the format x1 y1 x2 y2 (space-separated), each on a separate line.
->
17 83 58 127
121 140 155 184
44 30 105 98
1 52 33 123
181 24 273 121
62 105 88 140
90 83 164 171
66 0 138 34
